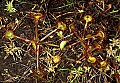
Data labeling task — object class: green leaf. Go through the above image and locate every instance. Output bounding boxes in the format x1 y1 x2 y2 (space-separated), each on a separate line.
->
60 41 67 50
5 30 14 39
57 31 63 37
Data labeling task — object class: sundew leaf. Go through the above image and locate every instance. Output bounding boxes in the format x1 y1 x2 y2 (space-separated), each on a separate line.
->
60 41 67 50
5 30 14 39
31 41 36 51
5 0 16 12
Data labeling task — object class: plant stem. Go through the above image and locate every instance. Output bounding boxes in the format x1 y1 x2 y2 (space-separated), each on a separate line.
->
36 44 39 71
35 25 39 41
16 36 31 42
82 22 88 39
40 29 57 42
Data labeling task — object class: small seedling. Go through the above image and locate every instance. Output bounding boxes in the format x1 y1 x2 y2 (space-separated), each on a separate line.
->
5 0 16 12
